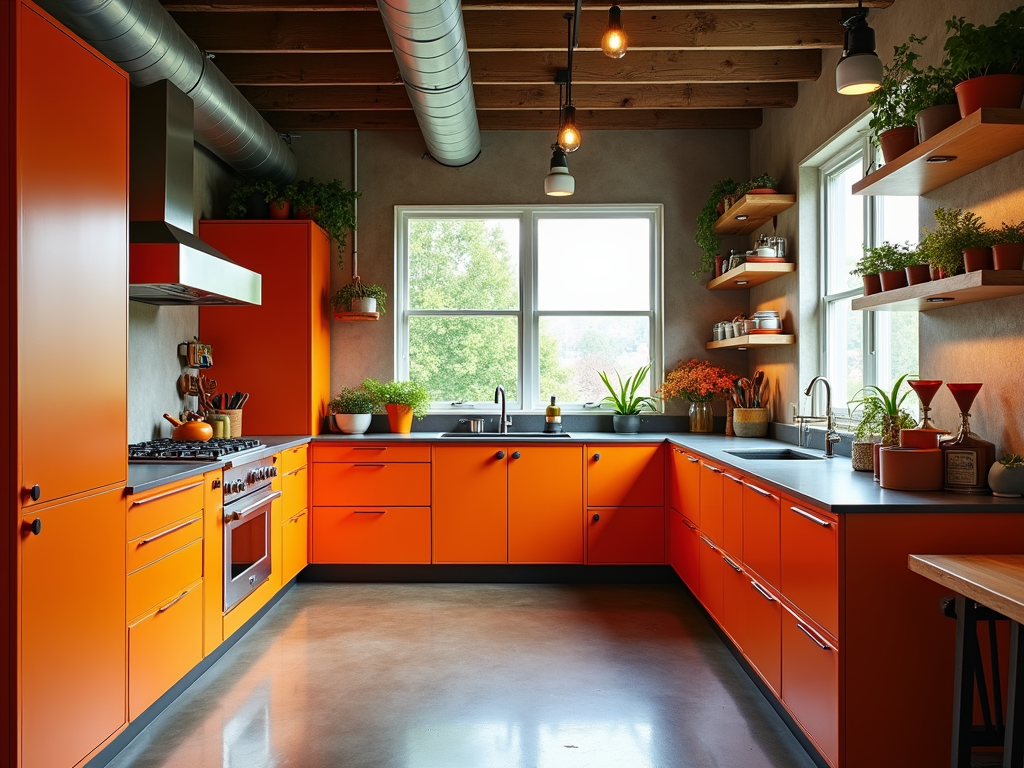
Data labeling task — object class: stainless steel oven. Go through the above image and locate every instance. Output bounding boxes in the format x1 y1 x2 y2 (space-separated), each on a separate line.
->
223 456 279 613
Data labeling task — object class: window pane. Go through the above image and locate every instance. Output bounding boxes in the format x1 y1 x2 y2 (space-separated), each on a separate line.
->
876 311 920 394
825 159 864 294
877 195 919 247
537 218 650 311
538 316 650 404
825 297 862 409
409 316 519 402
408 219 519 310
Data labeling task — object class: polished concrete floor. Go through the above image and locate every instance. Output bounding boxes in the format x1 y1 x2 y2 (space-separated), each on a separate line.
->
106 583 817 768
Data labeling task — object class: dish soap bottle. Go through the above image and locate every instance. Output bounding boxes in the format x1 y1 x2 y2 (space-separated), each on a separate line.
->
544 395 562 433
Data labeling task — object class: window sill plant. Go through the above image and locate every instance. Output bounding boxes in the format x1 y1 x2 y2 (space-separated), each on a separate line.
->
659 359 736 433
598 363 657 434
848 373 918 475
329 386 377 434
362 378 431 433
944 7 1024 118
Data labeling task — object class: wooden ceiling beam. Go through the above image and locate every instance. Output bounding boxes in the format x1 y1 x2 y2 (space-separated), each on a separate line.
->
239 81 797 110
162 1 892 11
263 107 763 131
173 8 845 53
213 49 820 85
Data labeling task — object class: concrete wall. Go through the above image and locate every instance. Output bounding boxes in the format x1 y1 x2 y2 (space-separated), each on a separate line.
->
751 0 1024 453
291 128 752 415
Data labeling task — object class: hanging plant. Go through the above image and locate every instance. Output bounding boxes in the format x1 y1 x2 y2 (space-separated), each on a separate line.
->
330 276 387 314
291 178 360 266
694 177 738 277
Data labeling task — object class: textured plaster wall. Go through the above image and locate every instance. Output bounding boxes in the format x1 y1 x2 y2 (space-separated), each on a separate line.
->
751 0 1024 453
290 129 752 414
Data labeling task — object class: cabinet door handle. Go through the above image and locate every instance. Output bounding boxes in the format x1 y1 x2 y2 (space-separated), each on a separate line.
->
511 451 521 460
593 453 601 461
751 581 776 602
288 510 308 523
353 446 387 451
26 518 42 536
29 484 41 501
353 463 387 468
796 622 831 650
743 482 776 500
283 467 305 477
354 510 387 514
702 463 722 473
592 513 600 522
681 518 697 531
139 517 202 545
496 451 505 460
130 480 203 507
723 473 742 484
722 555 742 573
157 588 192 614
686 455 699 463
699 535 717 550
790 505 832 527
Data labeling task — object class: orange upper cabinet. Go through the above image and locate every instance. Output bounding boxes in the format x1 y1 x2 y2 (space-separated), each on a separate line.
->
587 445 664 507
699 460 725 545
669 446 700 522
199 221 331 435
508 446 584 564
16 1 128 506
433 445 508 563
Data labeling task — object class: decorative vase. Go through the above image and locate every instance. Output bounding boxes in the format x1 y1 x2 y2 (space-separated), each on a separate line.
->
269 200 291 219
879 268 908 291
851 441 875 472
963 246 993 272
688 400 714 433
333 413 372 435
993 243 1024 270
351 297 377 313
862 274 882 296
612 414 640 434
988 463 1024 498
878 127 917 164
905 264 932 285
385 403 414 433
955 74 1024 118
732 407 768 438
915 104 961 142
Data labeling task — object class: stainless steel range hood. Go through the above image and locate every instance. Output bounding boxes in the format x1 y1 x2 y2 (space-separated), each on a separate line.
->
129 81 261 306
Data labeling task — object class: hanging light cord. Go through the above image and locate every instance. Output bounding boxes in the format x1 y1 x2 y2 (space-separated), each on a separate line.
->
351 128 359 280
564 12 574 107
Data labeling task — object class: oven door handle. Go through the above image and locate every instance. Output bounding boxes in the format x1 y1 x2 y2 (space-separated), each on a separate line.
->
225 490 282 523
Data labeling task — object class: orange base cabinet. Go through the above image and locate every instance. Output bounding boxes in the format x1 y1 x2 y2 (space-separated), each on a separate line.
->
669 509 700 592
282 509 309 579
313 507 431 564
669 446 700 524
508 446 583 564
433 446 508 563
780 497 838 638
587 445 665 507
722 470 744 558
720 553 747 650
587 507 665 564
312 462 430 508
742 574 782 696
741 480 781 589
781 605 839 768
698 460 724 545
697 534 724 621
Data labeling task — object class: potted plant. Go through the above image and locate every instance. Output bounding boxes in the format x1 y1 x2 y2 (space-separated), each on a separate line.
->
848 373 918 476
598 364 657 434
993 221 1024 270
731 370 770 437
292 178 360 266
329 387 377 434
331 277 387 315
268 182 296 219
919 207 991 278
860 242 919 291
944 7 1024 118
658 358 736 433
738 172 779 195
226 179 278 219
868 35 925 163
694 178 738 277
907 61 960 142
850 244 889 295
362 378 431 433
989 453 1024 497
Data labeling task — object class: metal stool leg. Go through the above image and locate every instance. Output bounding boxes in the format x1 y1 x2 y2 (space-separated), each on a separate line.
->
953 596 978 768
1004 621 1024 768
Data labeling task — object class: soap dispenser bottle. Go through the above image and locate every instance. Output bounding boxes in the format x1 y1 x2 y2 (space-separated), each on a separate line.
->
544 395 562 433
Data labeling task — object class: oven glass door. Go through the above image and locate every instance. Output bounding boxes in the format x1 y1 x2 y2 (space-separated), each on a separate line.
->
230 509 267 578
224 491 279 613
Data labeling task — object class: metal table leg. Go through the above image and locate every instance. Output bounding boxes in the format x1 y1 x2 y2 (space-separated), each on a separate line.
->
1005 621 1024 768
953 595 978 768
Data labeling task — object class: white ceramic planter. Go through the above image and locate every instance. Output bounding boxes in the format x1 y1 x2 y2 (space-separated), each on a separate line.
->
988 462 1024 497
351 297 377 313
333 413 372 434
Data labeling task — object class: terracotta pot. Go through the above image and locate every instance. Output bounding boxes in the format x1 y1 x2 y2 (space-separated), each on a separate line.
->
878 127 918 164
294 206 319 220
862 273 882 296
879 268 908 291
385 403 414 433
962 246 993 272
955 74 1024 118
716 199 725 216
905 264 932 285
915 104 961 143
993 242 1024 270
747 188 777 194
269 200 291 219
930 265 948 281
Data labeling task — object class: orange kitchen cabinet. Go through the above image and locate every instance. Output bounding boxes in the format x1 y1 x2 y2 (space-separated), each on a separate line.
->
312 461 431 507
127 478 204 542
782 604 839 768
587 507 665 564
199 221 331 435
742 574 782 696
720 552 747 650
433 446 508 563
282 508 309 580
127 539 204 622
20 489 126 768
698 533 724 621
314 443 429 463
781 497 839 639
280 444 308 474
587 444 664 507
722 470 744 560
283 463 308 519
699 460 724 545
281 452 309 582
202 470 224 656
742 479 781 589
126 516 203 574
314 507 431 563
16 0 128 508
669 446 700 523
508 446 584 564
669 509 700 592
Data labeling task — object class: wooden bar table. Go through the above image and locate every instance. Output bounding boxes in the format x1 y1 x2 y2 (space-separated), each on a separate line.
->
909 554 1024 768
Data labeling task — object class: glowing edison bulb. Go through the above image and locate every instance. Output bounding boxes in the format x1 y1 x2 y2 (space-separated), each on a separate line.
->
557 106 581 153
601 6 627 59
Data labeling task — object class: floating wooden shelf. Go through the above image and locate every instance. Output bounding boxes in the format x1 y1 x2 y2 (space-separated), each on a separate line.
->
852 269 1024 311
706 261 796 290
713 193 796 235
706 334 795 350
852 109 1024 197
333 311 380 322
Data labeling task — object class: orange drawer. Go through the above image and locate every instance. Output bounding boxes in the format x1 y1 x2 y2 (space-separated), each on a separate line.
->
782 605 839 767
280 443 308 474
586 507 665 564
312 462 430 507
127 539 203 622
742 479 781 589
127 515 203 574
127 478 204 541
781 497 839 638
282 464 308 517
314 443 430 463
128 581 203 720
282 508 308 582
313 507 431 564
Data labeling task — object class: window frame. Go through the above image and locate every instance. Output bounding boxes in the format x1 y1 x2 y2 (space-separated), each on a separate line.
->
395 204 664 413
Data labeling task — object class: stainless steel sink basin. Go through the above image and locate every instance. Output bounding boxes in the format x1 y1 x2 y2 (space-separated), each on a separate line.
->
725 449 823 461
439 432 571 438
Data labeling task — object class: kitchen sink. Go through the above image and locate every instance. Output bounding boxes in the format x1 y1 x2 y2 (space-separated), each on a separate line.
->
725 449 824 461
439 432 572 438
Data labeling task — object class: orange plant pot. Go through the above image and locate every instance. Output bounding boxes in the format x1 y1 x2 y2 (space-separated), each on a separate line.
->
993 243 1024 270
963 246 993 273
955 74 1024 118
878 127 917 164
385 403 414 433
269 200 291 219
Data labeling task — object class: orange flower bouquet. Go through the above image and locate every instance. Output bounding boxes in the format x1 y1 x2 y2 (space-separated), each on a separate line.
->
660 359 737 433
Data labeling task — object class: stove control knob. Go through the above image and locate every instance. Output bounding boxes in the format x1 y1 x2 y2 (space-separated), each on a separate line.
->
259 467 268 480
234 480 246 494
270 466 278 477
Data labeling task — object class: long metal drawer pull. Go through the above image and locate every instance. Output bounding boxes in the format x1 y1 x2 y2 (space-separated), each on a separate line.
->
702 463 722 473
225 491 283 522
700 535 717 550
354 510 387 514
681 518 697 531
130 481 203 507
722 555 742 573
157 588 192 614
288 510 308 523
796 622 831 650
686 455 699 463
283 467 306 477
723 473 742 484
751 581 776 602
790 505 832 527
743 482 775 499
353 463 387 468
139 517 202 545
353 446 387 450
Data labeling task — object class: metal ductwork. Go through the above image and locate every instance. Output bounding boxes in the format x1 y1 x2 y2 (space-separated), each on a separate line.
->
36 0 297 183
377 0 481 167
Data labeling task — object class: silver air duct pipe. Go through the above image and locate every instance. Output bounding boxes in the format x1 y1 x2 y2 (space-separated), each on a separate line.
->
377 0 481 167
37 0 297 183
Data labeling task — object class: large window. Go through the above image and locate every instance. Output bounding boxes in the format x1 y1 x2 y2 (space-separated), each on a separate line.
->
820 142 919 412
396 206 662 411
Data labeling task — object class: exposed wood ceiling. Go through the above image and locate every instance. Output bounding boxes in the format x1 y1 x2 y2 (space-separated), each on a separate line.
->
161 0 894 132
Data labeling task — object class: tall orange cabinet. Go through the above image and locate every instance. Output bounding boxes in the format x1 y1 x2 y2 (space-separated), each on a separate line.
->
199 221 332 435
3 3 129 767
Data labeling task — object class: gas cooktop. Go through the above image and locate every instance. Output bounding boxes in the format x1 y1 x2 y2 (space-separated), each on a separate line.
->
129 438 263 462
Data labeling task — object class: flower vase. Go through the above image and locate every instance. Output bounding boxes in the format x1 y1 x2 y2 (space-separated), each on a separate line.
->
688 401 714 433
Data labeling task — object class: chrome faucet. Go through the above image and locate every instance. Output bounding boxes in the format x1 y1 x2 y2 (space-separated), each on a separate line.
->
800 376 840 458
494 385 512 434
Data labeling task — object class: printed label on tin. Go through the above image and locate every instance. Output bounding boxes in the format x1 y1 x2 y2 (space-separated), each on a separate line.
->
945 450 978 486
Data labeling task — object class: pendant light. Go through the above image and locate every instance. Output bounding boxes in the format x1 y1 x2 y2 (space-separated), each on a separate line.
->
544 147 575 196
836 0 882 95
556 5 582 153
601 4 627 59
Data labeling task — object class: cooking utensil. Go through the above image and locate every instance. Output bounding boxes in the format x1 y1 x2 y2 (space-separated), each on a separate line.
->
237 392 249 408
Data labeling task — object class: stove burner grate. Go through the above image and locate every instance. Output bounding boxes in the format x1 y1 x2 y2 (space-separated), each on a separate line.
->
129 437 263 461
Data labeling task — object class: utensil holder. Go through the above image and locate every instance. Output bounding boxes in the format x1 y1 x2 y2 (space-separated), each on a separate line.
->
216 409 243 438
